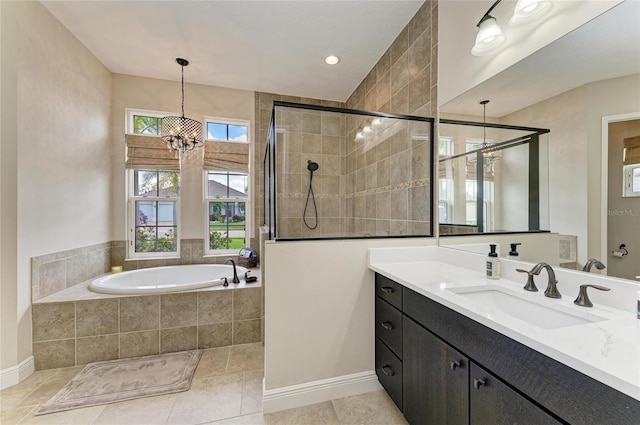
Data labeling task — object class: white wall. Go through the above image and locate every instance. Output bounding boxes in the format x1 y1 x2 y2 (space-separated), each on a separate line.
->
264 238 436 410
438 0 622 105
1 1 113 374
110 74 254 242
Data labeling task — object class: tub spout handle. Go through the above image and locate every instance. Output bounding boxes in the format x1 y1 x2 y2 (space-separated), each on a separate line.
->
223 277 229 287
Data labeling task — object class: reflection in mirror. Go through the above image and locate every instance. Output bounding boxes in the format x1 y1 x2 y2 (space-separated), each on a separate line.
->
437 1 640 282
438 119 549 234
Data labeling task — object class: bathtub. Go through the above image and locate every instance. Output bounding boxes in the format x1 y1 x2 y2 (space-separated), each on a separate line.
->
89 264 249 295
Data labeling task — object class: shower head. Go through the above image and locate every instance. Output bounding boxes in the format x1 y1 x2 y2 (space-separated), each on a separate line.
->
307 160 319 172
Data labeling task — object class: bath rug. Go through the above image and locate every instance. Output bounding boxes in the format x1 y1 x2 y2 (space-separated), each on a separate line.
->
35 349 203 415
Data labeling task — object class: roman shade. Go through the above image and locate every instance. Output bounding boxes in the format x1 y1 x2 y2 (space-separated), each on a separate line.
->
203 141 249 173
623 135 640 165
125 134 179 170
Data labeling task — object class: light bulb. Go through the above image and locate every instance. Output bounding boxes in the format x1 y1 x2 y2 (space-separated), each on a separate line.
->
363 125 372 133
355 132 364 141
372 118 382 127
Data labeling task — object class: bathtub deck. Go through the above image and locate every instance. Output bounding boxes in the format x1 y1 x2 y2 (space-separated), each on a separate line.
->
34 267 261 304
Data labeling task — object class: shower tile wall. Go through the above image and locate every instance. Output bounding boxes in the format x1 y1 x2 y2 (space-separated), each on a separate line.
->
345 0 437 236
253 93 344 241
274 107 347 238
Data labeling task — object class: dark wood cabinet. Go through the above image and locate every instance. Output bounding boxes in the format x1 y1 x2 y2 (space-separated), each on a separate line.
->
403 316 468 425
469 362 561 425
374 273 403 410
374 273 640 425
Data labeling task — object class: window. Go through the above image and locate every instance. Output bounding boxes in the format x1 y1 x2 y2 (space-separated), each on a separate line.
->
129 170 180 257
439 137 453 156
623 164 640 197
206 119 249 142
132 115 161 135
205 171 249 254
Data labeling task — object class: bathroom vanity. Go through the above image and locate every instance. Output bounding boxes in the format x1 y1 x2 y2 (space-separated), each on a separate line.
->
369 247 640 425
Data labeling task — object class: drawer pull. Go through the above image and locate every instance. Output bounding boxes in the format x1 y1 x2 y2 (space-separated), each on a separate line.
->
450 360 462 370
381 364 395 376
381 286 395 293
381 321 394 330
473 378 486 389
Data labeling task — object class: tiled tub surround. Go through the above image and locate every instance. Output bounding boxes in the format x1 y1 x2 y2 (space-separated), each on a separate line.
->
32 239 248 302
31 242 111 302
32 283 262 371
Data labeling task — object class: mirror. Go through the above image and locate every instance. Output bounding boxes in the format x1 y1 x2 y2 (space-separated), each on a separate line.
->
438 1 640 282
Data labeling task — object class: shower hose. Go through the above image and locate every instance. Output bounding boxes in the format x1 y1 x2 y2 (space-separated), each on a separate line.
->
303 170 318 230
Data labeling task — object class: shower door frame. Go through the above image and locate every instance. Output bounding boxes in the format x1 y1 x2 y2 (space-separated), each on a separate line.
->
264 100 436 241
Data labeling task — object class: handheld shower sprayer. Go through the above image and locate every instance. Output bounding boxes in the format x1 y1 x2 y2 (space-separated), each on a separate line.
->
304 160 319 229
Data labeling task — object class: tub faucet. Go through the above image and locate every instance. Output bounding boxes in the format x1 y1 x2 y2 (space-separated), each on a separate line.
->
582 258 606 273
531 262 561 299
224 258 240 283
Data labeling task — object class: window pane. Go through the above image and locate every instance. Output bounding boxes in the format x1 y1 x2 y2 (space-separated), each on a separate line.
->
158 171 180 196
228 173 248 198
135 171 158 196
208 201 246 250
133 115 161 135
136 200 154 225
228 125 248 142
633 167 640 192
207 122 227 140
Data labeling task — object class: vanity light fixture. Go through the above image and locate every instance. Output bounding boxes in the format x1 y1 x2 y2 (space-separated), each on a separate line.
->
161 58 203 159
325 55 340 65
471 1 506 56
472 0 554 56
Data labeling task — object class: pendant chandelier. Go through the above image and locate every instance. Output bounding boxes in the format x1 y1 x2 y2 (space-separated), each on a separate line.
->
161 58 203 159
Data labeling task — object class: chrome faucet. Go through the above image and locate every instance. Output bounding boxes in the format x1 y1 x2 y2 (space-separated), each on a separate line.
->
582 258 606 272
224 258 240 283
531 262 561 299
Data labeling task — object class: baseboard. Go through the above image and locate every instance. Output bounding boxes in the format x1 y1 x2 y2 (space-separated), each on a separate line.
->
263 370 381 413
0 356 34 390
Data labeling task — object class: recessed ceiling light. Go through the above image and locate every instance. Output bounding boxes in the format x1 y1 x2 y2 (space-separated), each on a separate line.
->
325 55 340 65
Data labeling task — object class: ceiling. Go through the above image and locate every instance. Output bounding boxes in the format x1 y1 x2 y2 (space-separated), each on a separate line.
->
440 0 640 117
41 0 425 102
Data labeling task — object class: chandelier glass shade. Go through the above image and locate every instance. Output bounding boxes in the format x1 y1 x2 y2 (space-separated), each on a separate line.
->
161 58 203 159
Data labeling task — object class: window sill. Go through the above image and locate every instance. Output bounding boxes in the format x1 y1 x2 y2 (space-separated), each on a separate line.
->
125 256 181 261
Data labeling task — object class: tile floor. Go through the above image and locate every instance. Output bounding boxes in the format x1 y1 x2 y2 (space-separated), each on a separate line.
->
1 344 407 425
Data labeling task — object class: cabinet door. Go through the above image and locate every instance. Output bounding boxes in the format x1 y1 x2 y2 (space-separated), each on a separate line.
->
375 338 403 410
470 362 561 425
403 316 468 425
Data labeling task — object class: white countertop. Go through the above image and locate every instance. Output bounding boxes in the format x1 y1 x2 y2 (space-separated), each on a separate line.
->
368 246 640 402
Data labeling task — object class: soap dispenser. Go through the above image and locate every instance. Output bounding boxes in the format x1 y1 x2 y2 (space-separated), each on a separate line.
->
486 244 500 279
509 243 521 257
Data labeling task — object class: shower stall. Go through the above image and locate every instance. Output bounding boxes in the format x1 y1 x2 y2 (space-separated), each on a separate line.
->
263 101 435 240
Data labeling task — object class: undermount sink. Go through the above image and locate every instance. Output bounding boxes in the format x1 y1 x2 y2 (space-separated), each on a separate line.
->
447 285 608 330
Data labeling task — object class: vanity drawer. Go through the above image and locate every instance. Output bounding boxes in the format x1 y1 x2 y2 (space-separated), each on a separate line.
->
375 338 403 410
375 273 402 309
375 296 403 359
